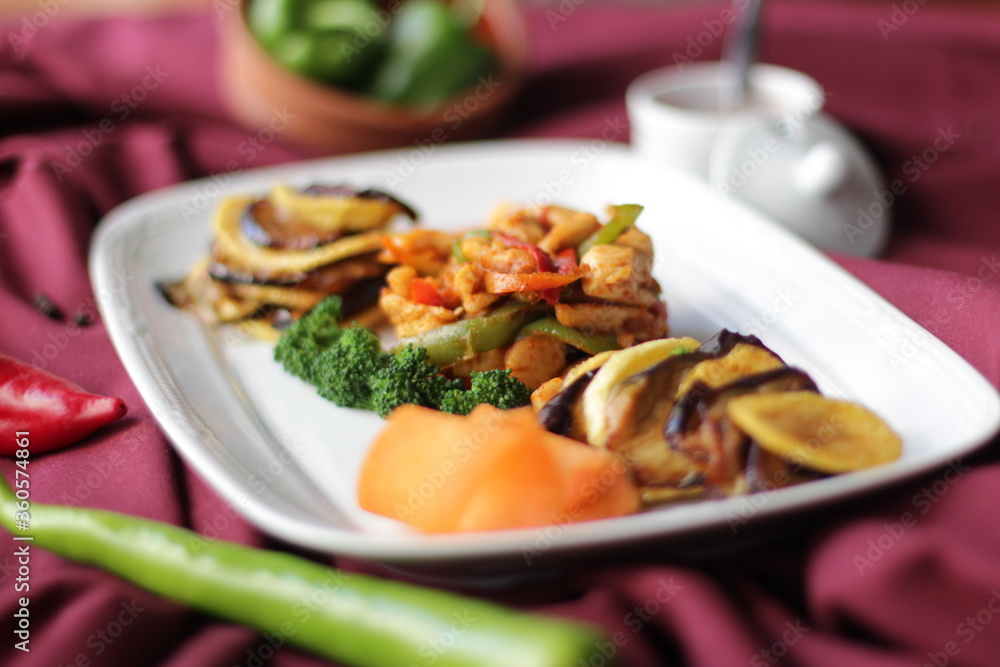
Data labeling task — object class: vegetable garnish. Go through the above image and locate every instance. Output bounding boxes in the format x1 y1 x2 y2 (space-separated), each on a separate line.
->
357 404 640 533
0 353 127 455
274 295 533 417
0 477 608 667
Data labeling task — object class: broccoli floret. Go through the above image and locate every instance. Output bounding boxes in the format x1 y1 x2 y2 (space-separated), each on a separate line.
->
371 345 463 418
274 299 531 418
273 296 344 383
315 326 388 411
439 369 532 415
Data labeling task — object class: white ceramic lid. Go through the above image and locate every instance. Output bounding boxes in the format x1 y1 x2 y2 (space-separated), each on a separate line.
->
708 111 891 257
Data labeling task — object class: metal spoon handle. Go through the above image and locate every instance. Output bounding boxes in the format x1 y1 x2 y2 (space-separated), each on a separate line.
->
722 0 764 111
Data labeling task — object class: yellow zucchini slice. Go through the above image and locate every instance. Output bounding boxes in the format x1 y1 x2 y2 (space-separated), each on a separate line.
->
727 391 902 473
270 184 406 232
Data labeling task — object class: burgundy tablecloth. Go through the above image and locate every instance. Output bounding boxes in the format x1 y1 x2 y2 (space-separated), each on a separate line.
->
3 1 1000 666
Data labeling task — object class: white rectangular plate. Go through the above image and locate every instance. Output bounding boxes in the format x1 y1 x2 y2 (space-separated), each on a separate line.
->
90 139 1000 569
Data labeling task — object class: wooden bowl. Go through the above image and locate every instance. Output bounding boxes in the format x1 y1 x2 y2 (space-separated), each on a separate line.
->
217 0 529 155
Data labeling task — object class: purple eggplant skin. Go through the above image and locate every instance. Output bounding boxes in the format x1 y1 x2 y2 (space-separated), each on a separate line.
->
601 351 716 488
301 185 419 222
240 200 346 251
539 328 786 443
338 277 384 318
697 328 781 361
239 200 274 247
663 388 703 443
538 369 598 436
662 366 819 492
666 367 819 438
206 260 304 287
240 187 418 250
612 351 715 426
270 307 294 331
256 278 382 330
744 441 825 493
664 366 820 445
539 329 777 440
155 281 186 308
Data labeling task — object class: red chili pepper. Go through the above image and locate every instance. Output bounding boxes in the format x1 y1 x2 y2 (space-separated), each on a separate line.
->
0 353 127 455
495 234 557 273
410 277 446 308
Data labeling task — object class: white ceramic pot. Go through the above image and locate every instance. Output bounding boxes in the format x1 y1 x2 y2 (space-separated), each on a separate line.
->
626 62 890 257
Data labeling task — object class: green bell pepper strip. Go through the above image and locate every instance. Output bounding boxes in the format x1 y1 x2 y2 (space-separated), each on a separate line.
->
577 204 644 257
367 0 496 106
0 477 606 667
515 317 620 356
395 303 547 367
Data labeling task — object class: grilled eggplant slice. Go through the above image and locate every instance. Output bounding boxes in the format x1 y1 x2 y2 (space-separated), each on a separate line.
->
538 369 598 438
580 337 701 447
696 329 775 358
213 196 386 275
162 183 416 339
240 199 345 250
677 339 786 397
665 367 819 493
602 351 713 491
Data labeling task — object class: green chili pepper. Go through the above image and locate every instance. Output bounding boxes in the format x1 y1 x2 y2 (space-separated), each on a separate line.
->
396 303 547 367
0 478 605 667
577 204 644 257
515 317 620 355
367 0 496 106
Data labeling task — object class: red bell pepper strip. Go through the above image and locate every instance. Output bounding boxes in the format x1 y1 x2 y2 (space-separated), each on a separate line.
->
543 249 580 303
495 233 557 273
0 353 127 455
410 277 446 308
552 247 578 274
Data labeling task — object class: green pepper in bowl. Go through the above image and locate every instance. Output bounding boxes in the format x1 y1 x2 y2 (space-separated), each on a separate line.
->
367 0 497 106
